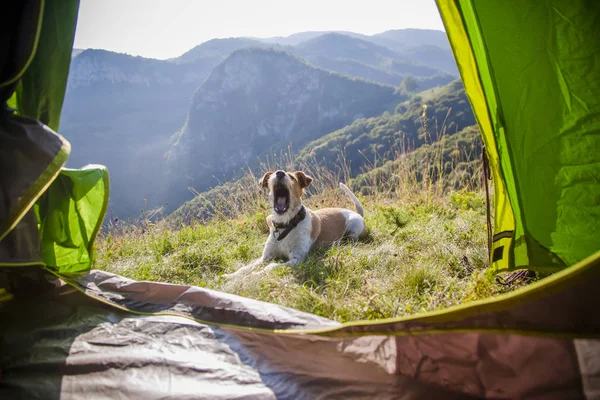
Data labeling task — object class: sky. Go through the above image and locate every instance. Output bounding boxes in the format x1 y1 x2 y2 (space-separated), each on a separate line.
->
73 0 445 60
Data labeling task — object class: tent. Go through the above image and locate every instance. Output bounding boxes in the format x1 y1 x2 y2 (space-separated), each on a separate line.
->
1 0 599 398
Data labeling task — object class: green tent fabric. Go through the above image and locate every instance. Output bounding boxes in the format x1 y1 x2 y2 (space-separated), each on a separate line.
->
6 0 80 132
35 166 109 277
1 0 600 399
0 0 106 287
0 119 109 284
436 0 600 273
1 0 79 245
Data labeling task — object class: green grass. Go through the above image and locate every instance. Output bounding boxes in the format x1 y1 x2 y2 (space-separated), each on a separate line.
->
95 108 528 323
95 185 523 323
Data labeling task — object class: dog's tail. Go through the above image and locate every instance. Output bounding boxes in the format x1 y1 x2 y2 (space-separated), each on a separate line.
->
339 182 364 217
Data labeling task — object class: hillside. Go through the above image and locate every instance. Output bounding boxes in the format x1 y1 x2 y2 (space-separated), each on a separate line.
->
165 47 405 207
93 80 511 324
172 79 476 222
402 45 458 75
292 33 456 86
170 124 481 225
294 33 404 66
97 184 503 323
94 125 524 323
370 29 457 75
60 49 211 218
83 31 528 323
170 33 456 88
170 37 270 64
297 79 474 173
351 125 482 194
298 55 453 90
65 49 210 89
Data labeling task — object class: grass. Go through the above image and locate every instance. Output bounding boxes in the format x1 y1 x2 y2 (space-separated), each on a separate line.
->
96 185 521 322
94 109 529 323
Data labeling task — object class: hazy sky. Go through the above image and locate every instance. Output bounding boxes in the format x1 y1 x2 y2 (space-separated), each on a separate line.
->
73 0 445 59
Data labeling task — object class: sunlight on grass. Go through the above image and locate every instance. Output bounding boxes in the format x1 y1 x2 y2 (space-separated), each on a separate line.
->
94 119 524 322
95 183 519 322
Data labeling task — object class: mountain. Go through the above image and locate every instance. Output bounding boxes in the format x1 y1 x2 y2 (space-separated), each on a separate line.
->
59 29 460 220
170 37 270 64
172 78 477 223
296 79 475 173
257 29 450 51
367 29 457 75
304 55 453 90
256 29 457 76
60 49 210 218
255 31 371 46
291 33 456 87
370 29 451 51
65 49 209 89
401 45 458 75
165 48 404 205
293 33 408 69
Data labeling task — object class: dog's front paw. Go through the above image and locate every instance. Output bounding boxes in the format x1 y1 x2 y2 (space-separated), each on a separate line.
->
259 263 284 275
223 270 244 279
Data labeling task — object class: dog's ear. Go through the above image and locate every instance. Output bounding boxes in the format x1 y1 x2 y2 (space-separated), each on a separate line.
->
259 171 273 188
293 171 313 188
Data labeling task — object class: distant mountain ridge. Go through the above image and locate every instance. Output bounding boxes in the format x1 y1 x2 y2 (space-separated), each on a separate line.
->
170 37 269 64
288 32 455 89
59 28 460 219
252 28 449 50
170 30 457 81
371 29 451 51
250 30 372 46
294 33 402 63
67 49 209 89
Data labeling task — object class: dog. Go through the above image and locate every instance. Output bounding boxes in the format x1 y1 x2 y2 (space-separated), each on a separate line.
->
225 170 367 277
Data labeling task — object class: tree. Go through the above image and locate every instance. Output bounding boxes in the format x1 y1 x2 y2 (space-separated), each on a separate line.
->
401 76 418 93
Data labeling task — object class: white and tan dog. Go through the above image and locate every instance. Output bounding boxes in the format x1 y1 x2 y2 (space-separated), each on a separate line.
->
225 170 367 277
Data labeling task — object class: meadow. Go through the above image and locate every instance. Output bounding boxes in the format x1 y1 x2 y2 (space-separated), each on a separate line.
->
94 124 530 322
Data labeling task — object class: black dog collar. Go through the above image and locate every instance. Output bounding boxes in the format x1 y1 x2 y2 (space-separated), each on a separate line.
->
273 206 306 241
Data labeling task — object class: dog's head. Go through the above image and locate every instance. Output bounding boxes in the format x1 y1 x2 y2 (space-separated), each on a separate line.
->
259 170 312 218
